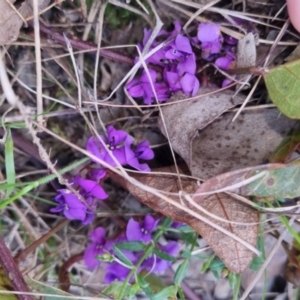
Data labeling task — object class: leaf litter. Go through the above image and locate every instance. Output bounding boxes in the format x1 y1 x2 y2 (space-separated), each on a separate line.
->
109 166 259 273
3 0 300 299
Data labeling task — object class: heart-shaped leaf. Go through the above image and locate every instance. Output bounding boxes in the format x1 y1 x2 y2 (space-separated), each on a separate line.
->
264 59 300 119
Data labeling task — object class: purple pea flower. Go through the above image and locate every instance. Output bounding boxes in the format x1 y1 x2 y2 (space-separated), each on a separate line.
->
87 125 153 171
104 262 132 283
142 241 179 274
126 69 170 105
180 73 200 96
177 53 197 76
165 34 193 60
104 251 137 283
89 168 106 181
215 51 236 71
86 125 133 167
126 215 159 243
197 23 223 60
134 140 154 161
164 71 182 93
50 189 87 221
74 176 108 200
84 227 110 269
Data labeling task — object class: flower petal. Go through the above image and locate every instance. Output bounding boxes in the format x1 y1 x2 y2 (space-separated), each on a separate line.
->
177 53 196 76
90 227 106 244
135 141 154 160
175 34 192 54
84 244 103 269
198 23 221 43
180 73 200 96
75 176 108 199
144 215 158 231
126 218 142 241
86 136 107 162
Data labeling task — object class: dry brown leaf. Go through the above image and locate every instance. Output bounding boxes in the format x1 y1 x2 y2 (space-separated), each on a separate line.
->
110 166 259 273
158 88 246 170
190 109 295 179
0 0 49 45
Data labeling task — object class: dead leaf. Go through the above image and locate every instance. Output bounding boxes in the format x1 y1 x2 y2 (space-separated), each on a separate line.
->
0 0 50 45
158 88 246 172
109 166 259 273
190 109 295 179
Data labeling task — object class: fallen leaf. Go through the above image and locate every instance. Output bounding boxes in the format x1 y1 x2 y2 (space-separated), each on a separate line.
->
158 88 246 171
264 59 300 119
190 109 294 179
0 0 50 45
191 161 300 199
109 167 259 273
234 33 257 93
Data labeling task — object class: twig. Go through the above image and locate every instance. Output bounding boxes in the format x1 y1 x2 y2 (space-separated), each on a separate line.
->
27 20 134 66
0 236 34 300
14 219 69 265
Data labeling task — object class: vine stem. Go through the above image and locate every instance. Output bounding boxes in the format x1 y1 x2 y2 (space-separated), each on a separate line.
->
27 20 135 66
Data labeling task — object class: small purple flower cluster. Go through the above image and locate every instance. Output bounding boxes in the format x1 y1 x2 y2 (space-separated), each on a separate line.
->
126 21 239 104
84 216 180 283
50 125 154 224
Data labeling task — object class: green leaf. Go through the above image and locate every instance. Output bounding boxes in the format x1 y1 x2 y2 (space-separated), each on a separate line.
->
139 270 166 293
264 59 300 118
181 249 191 259
152 285 177 300
209 257 226 272
269 126 300 163
113 245 134 268
115 241 146 252
102 281 132 298
152 248 176 262
174 260 189 285
201 254 216 273
245 164 300 198
26 278 75 300
180 231 199 245
249 255 264 271
4 128 15 197
129 283 141 299
136 275 153 298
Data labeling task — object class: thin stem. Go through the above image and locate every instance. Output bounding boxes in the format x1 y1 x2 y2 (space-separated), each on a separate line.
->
0 236 34 300
28 20 134 66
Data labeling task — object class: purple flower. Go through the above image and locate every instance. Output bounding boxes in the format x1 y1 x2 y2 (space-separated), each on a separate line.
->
164 71 181 93
84 227 110 269
215 52 235 71
87 126 153 171
126 69 170 105
74 176 108 200
50 189 87 221
134 141 154 160
180 73 200 96
104 252 137 284
142 241 179 274
165 34 193 60
126 215 159 243
177 53 197 76
197 23 223 60
221 75 236 88
171 221 185 229
104 262 132 283
86 126 133 167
